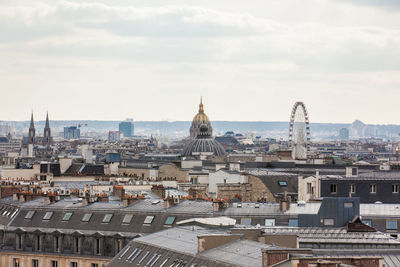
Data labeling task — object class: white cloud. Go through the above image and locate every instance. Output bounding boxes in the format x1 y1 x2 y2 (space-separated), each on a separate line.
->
0 0 400 123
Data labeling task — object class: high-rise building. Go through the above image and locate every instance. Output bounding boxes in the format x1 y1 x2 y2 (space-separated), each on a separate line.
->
64 126 80 140
119 119 134 137
339 128 349 140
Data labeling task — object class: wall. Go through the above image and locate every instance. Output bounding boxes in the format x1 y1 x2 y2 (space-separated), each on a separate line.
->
158 163 189 182
0 252 110 267
208 170 248 194
298 175 320 202
321 179 400 203
248 175 276 202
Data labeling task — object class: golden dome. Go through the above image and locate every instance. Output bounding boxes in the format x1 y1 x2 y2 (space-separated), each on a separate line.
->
192 97 210 123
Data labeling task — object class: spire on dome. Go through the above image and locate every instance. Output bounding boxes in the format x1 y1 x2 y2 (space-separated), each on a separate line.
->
199 96 204 113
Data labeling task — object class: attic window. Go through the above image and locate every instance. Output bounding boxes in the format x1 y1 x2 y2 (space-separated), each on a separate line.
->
43 211 53 220
279 181 287 186
62 212 73 221
122 214 133 224
164 216 176 225
82 213 92 222
144 216 154 224
102 214 113 223
25 211 35 220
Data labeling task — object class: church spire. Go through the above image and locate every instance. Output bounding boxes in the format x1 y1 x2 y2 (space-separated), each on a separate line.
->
45 111 50 129
199 96 204 113
28 111 36 144
43 111 52 146
30 111 35 129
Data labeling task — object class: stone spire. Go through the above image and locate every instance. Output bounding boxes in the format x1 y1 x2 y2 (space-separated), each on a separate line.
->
28 111 36 144
43 111 52 146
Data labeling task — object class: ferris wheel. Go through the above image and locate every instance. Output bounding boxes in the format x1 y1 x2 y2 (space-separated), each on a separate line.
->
288 102 310 159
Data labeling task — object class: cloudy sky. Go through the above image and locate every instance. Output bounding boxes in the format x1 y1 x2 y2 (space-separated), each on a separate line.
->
1 0 400 123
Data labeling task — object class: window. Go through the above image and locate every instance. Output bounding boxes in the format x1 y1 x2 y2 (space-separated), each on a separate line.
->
139 251 150 264
164 216 176 225
55 236 60 252
289 219 298 227
350 184 356 194
387 220 397 230
307 183 312 194
116 239 122 252
32 259 39 267
91 264 98 267
279 181 287 186
74 237 80 253
129 249 142 262
144 216 154 224
363 219 372 226
159 258 170 267
265 219 275 226
330 184 337 194
71 263 78 267
36 235 41 251
119 246 130 259
43 211 53 220
13 258 20 267
344 202 353 208
25 211 35 219
62 212 73 221
51 261 58 267
323 218 334 226
393 185 399 194
370 184 377 193
352 167 358 176
95 238 101 255
122 214 133 224
102 214 113 223
16 233 22 250
81 213 92 222
240 217 252 225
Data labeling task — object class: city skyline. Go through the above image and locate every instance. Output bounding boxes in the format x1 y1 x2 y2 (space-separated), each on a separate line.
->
1 0 400 123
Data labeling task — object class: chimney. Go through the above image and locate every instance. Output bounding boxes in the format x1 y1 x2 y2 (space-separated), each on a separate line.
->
113 185 125 200
164 197 175 209
213 200 227 212
262 249 312 267
197 234 241 253
279 191 290 212
81 197 89 206
123 196 139 207
44 196 51 206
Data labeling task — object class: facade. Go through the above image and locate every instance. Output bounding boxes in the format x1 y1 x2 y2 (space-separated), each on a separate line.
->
64 126 80 140
320 171 400 203
119 119 134 138
108 131 121 142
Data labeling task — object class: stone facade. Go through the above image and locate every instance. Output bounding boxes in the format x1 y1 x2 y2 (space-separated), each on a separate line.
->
248 175 276 202
158 163 189 182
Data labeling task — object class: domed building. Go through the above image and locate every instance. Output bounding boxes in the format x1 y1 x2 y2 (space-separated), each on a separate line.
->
190 97 212 139
182 98 226 157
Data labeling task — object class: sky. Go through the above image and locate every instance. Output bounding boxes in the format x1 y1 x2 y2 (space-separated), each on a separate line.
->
1 0 400 123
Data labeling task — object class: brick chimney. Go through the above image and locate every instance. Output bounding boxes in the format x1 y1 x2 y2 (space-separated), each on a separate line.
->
113 185 125 200
279 191 291 212
197 234 241 253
